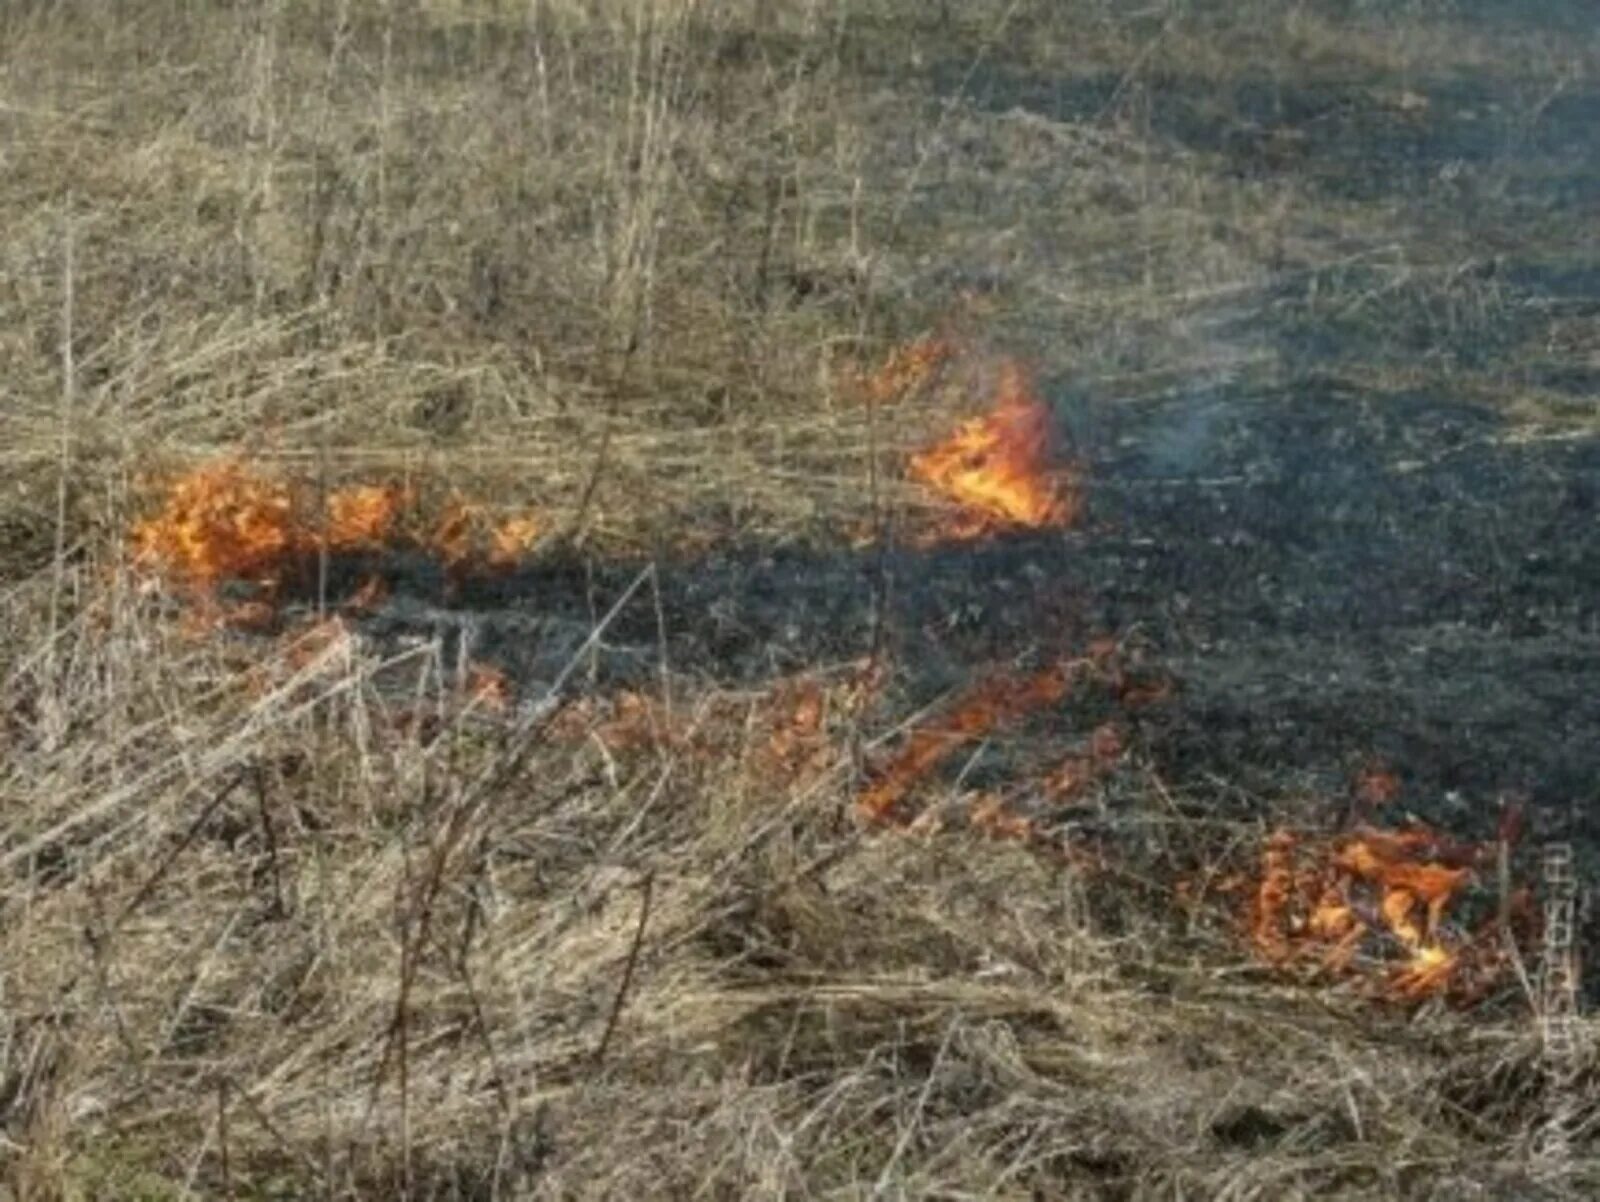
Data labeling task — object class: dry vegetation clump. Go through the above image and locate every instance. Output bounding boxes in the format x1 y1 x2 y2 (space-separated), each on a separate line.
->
3 564 1594 1199
2 0 1598 1198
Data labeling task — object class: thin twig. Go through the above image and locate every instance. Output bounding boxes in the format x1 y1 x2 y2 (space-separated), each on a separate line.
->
117 769 251 929
592 870 655 1069
45 194 75 741
435 911 515 1124
218 1077 233 1200
254 761 287 919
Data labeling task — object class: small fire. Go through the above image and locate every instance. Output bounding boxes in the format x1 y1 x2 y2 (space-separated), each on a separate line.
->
1242 823 1512 1003
910 360 1080 540
857 662 1075 825
488 515 542 569
131 460 296 592
429 496 543 574
323 483 407 551
131 467 419 598
131 461 547 615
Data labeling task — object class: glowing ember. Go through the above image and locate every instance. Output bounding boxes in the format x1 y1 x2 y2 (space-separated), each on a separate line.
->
465 662 513 712
765 680 827 776
1044 720 1126 802
343 575 390 614
969 792 1035 842
1351 760 1402 809
910 360 1080 539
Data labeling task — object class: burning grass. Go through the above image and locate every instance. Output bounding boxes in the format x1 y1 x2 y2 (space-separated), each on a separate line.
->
849 336 1084 543
78 379 1590 1196
852 637 1143 829
130 468 1548 1015
1220 822 1538 1005
129 460 299 594
6 0 1600 1194
4 539 1593 1198
130 459 543 613
855 646 1543 1008
908 359 1082 540
855 660 1080 826
128 353 1081 616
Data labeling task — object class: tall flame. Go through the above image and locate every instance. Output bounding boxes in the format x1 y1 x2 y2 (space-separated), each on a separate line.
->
910 361 1080 540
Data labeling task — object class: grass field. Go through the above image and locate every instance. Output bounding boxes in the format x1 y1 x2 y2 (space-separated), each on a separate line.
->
2 1 1598 1197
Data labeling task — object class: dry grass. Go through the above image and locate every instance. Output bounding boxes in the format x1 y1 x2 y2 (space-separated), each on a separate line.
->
2 1 1598 1197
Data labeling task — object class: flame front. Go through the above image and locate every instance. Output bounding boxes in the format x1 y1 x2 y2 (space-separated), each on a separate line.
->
132 460 546 611
910 361 1080 539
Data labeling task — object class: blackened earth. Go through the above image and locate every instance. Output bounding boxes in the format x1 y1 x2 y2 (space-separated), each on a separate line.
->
319 378 1600 847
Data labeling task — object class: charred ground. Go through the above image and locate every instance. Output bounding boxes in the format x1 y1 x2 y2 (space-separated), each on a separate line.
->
337 378 1600 836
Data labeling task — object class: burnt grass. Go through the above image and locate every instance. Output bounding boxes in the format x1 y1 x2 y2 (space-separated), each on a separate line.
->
326 16 1600 867
945 62 1600 208
338 376 1600 846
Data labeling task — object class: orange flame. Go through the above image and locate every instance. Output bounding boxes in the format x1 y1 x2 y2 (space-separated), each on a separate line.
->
132 462 547 617
857 663 1074 825
131 460 297 592
1244 823 1502 1002
488 515 542 569
910 361 1080 540
323 484 407 551
426 497 543 574
132 468 412 595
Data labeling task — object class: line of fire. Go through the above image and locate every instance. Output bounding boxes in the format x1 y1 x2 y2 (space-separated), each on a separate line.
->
127 334 1595 1011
